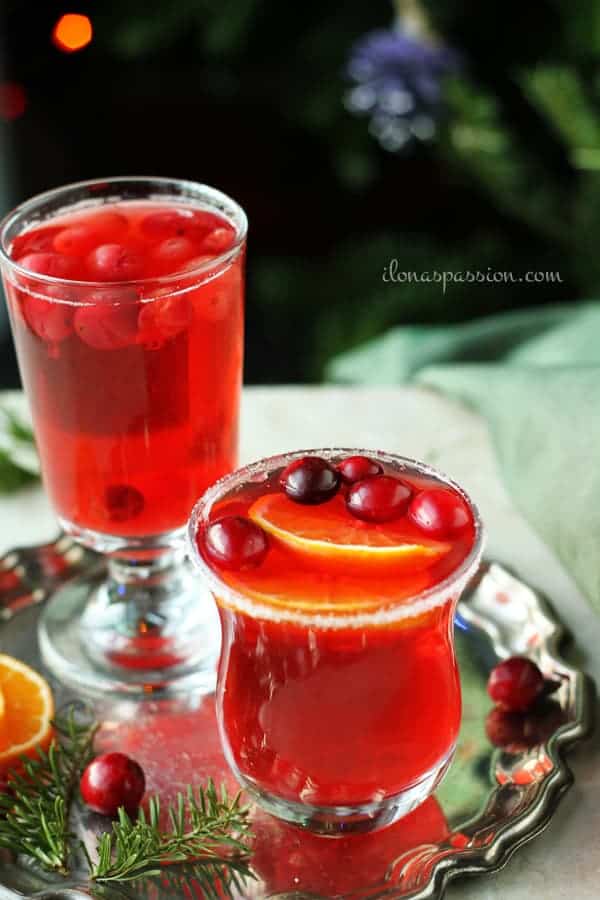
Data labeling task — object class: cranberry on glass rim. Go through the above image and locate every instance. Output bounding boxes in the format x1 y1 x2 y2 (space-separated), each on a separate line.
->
0 176 247 697
336 454 383 483
409 488 470 539
346 474 412 523
202 516 269 570
280 456 340 505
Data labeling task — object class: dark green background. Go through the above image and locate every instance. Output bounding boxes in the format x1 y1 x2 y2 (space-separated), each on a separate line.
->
1 0 597 386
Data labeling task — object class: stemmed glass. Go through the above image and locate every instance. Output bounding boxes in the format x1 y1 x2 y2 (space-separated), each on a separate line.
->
0 177 247 696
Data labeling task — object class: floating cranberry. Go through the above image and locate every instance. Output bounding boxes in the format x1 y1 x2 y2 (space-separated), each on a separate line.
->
487 657 545 712
151 236 197 271
336 455 383 484
280 457 340 505
74 288 139 350
105 484 145 522
137 293 192 345
200 226 235 255
19 251 80 280
12 226 63 259
186 210 226 242
408 488 470 539
92 210 129 237
140 208 199 239
346 475 412 523
22 295 74 342
80 752 145 817
202 516 268 570
53 224 101 256
87 244 144 281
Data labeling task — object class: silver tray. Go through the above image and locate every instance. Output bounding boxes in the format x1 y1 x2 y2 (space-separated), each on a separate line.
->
0 537 594 900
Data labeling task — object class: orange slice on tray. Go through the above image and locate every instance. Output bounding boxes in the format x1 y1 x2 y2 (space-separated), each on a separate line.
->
0 655 54 773
249 493 451 570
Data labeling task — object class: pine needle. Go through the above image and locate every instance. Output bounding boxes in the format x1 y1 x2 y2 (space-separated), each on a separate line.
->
0 707 97 874
89 779 253 889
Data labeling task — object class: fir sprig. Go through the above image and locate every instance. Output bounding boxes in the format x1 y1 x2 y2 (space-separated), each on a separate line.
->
87 780 252 886
0 708 97 874
0 706 253 895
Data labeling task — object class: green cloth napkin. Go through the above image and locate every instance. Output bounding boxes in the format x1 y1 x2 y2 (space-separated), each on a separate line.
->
328 302 600 612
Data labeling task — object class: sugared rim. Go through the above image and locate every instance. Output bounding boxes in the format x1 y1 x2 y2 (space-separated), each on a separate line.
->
0 175 247 290
187 448 486 628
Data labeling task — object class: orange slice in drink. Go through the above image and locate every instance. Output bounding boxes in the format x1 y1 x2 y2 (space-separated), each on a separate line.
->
249 493 450 571
217 567 438 618
0 655 54 773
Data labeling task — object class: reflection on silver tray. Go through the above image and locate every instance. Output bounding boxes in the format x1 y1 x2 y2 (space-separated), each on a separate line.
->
0 537 594 900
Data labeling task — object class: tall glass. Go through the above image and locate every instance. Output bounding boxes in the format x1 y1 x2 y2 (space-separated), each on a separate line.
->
0 177 246 695
189 449 484 833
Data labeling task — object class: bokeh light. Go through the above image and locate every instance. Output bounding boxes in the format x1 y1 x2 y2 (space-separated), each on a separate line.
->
52 13 93 53
0 83 27 121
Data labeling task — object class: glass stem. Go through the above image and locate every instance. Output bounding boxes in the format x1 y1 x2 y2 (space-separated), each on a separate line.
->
105 549 188 640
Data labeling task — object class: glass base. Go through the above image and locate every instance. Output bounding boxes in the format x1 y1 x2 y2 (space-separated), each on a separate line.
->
38 555 220 698
230 748 455 836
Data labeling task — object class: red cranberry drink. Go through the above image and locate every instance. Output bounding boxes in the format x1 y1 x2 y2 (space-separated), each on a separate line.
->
0 178 246 697
189 449 484 833
2 185 244 539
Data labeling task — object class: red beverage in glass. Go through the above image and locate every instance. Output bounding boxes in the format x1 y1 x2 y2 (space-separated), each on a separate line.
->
4 199 243 538
190 450 483 833
0 178 246 697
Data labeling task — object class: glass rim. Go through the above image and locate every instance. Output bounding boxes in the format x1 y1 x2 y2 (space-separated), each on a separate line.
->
0 175 248 290
187 447 486 628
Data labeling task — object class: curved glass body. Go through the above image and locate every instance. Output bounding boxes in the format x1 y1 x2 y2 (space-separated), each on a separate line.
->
189 449 484 833
218 587 460 806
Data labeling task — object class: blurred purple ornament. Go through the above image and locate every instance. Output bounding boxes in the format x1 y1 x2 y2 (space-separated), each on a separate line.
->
345 25 458 151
